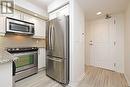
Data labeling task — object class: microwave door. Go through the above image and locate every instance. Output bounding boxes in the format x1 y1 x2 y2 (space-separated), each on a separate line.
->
10 23 29 31
6 18 34 35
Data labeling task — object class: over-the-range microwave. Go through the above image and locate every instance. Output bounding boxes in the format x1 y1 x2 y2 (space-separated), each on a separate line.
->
6 17 34 35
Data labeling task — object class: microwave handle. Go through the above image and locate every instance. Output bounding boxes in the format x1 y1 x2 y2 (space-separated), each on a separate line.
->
31 25 35 33
13 51 38 56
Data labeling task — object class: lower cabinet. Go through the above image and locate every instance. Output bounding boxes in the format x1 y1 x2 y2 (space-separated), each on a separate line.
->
38 48 46 69
0 16 6 36
0 62 12 87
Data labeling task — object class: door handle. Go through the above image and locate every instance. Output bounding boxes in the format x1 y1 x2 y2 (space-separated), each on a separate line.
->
49 24 52 50
48 58 63 62
12 61 16 76
51 24 55 51
89 43 93 45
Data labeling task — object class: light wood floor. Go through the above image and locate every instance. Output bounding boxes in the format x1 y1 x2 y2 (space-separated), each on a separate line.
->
78 66 128 87
15 66 128 87
15 71 63 87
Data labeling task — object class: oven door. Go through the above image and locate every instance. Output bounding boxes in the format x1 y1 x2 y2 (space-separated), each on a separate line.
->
13 51 38 72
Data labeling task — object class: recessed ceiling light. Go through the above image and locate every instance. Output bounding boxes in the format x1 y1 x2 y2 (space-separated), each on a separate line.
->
96 12 102 15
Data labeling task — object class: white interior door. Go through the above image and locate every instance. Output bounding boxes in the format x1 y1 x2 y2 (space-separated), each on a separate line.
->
90 18 115 71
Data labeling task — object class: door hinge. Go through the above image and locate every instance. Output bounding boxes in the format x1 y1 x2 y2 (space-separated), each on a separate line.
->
114 41 116 46
114 63 116 67
114 20 116 24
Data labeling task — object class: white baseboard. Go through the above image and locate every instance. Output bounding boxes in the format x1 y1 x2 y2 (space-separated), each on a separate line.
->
38 67 46 72
124 74 130 86
68 73 85 87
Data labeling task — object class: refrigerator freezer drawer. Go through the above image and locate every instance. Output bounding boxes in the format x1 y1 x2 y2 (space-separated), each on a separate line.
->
46 57 69 84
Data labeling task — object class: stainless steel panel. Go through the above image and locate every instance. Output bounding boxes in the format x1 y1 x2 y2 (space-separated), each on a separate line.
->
51 16 69 58
15 67 38 82
13 51 38 72
15 64 36 72
46 21 52 56
13 50 38 82
6 18 34 35
13 51 38 56
46 56 68 84
46 16 69 84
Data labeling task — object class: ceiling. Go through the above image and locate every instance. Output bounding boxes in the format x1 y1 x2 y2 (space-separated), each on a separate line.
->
76 0 129 20
26 0 129 20
26 0 54 9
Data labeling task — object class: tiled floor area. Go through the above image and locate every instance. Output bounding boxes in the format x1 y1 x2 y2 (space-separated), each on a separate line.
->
15 66 128 87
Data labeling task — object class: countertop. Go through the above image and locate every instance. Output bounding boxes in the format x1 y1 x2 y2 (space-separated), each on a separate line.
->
0 48 17 64
0 46 45 64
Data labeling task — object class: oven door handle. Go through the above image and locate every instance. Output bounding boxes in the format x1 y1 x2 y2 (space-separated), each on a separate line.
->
13 51 38 56
12 61 16 76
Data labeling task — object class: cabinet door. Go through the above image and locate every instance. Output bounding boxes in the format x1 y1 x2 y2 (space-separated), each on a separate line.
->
0 16 6 36
56 5 69 17
49 12 57 20
33 18 46 39
6 10 21 20
24 13 35 23
49 5 69 20
38 48 46 69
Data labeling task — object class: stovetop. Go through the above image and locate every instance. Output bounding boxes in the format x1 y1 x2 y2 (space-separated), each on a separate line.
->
7 47 38 53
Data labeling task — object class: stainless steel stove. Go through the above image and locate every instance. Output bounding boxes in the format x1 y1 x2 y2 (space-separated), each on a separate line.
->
7 47 38 82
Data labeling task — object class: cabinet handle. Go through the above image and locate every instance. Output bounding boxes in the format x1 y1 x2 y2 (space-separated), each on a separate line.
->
38 49 40 54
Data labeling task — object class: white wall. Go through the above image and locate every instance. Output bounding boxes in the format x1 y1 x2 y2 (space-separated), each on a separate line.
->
69 0 85 86
85 13 125 73
114 13 125 73
125 2 130 86
85 19 90 65
15 0 48 17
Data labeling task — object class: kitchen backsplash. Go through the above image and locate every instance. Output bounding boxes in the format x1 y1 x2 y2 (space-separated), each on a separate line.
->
0 35 46 48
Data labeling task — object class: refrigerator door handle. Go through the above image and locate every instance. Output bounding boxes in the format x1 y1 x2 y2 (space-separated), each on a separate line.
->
48 57 63 62
49 24 52 50
51 24 55 51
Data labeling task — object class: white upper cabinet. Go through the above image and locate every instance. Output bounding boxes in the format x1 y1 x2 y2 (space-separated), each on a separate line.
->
0 9 46 38
6 10 21 20
24 14 46 39
49 4 69 20
23 13 35 23
0 16 6 36
33 17 46 39
0 11 21 36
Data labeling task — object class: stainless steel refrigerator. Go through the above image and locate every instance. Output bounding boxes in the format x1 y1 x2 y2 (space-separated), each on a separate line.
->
46 16 69 84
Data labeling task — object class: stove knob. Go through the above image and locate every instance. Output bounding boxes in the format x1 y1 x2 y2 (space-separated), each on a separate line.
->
12 48 15 51
16 48 19 51
7 49 11 51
